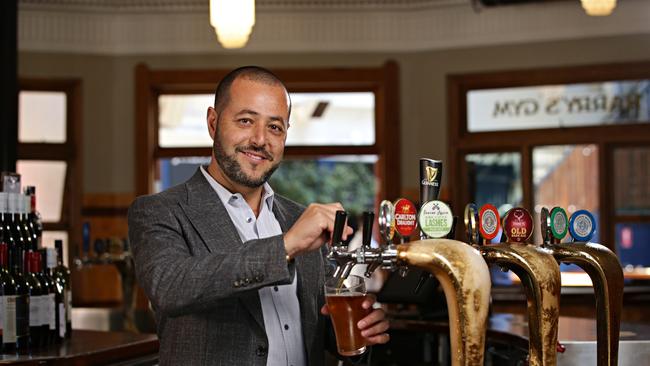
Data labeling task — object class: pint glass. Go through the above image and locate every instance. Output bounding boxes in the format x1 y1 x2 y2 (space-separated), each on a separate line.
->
324 275 370 356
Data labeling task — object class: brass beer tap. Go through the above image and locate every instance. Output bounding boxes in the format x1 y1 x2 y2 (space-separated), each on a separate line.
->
326 158 492 366
469 204 561 366
541 207 624 366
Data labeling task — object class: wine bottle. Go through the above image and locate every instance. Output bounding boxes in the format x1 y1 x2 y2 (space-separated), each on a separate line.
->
24 250 43 349
46 248 65 342
32 251 52 347
53 240 71 338
0 229 17 353
24 187 42 249
6 194 26 261
38 249 56 346
8 243 30 354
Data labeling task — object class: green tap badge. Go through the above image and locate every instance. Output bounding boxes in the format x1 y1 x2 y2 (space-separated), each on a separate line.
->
418 200 453 238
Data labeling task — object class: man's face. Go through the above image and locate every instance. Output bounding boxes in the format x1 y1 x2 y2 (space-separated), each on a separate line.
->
208 77 290 188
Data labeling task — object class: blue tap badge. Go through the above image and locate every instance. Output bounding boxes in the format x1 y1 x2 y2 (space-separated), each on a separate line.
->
568 210 596 242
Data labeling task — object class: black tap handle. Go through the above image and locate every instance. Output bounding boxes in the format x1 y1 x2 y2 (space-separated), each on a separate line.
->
446 216 458 239
331 210 348 246
362 211 374 248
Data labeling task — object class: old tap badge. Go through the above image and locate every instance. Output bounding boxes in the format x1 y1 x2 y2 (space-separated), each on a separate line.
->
418 200 453 239
479 204 500 242
394 198 418 238
540 207 551 244
550 207 569 241
503 207 533 243
568 209 596 242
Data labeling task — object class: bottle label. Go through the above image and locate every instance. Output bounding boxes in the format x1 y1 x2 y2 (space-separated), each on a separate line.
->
30 295 43 327
65 289 72 323
15 294 29 337
3 295 17 343
58 303 66 338
48 294 56 330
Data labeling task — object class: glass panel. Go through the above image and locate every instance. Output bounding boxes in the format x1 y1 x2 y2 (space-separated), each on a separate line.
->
614 146 650 216
465 152 522 210
158 94 214 148
16 160 67 222
468 80 649 132
19 91 67 143
533 144 600 244
42 231 69 267
156 156 211 192
286 92 375 146
157 92 375 148
616 223 650 271
269 155 377 216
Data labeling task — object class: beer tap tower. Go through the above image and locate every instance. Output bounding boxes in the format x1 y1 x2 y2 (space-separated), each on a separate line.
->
541 207 624 366
327 159 492 366
467 204 562 366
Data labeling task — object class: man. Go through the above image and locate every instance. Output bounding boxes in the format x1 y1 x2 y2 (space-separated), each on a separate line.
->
128 66 389 366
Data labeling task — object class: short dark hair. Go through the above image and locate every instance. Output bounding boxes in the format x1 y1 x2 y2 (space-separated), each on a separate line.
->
213 66 291 118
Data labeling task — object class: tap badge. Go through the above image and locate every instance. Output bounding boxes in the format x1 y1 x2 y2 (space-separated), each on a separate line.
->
418 200 453 238
569 209 596 242
550 207 568 240
479 204 500 241
394 198 417 237
503 207 533 243
423 166 439 186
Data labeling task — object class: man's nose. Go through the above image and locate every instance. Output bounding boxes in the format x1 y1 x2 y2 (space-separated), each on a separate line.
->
249 123 267 146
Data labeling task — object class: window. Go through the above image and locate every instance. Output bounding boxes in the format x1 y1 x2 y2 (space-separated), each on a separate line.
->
448 61 650 281
17 79 82 265
136 63 400 219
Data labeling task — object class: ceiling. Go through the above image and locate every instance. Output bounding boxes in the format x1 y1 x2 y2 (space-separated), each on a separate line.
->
17 0 650 54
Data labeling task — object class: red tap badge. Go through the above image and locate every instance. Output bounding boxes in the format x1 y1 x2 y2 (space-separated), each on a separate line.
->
503 208 533 243
394 198 418 238
479 204 500 241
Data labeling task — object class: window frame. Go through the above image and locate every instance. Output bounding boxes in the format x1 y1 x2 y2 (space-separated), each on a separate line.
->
447 61 650 252
135 63 401 204
18 78 83 262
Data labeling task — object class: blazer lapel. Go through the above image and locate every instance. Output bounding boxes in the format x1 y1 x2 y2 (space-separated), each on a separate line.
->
179 169 265 330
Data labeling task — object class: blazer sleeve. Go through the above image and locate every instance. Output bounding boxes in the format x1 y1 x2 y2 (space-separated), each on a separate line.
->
128 194 294 318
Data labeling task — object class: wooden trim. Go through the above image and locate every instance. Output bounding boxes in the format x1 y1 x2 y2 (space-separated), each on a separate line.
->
18 77 82 266
135 62 401 204
613 216 650 223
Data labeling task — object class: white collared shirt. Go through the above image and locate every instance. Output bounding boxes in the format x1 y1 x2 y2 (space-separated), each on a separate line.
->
200 166 306 366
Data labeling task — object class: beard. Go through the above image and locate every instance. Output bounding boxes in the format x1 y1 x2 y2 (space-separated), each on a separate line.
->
213 126 281 188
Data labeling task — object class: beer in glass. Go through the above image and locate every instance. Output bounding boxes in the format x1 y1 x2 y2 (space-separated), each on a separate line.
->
325 275 370 356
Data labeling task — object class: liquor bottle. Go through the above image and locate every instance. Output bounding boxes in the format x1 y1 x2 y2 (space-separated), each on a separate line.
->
46 248 65 342
24 250 43 349
24 187 42 249
52 240 71 338
38 249 56 345
8 243 30 354
0 231 17 352
32 251 52 347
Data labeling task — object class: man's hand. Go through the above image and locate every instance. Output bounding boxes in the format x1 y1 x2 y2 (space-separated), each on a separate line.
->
284 203 354 259
320 294 390 346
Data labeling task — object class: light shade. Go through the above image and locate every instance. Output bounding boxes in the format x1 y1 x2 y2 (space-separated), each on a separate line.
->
580 0 617 16
209 0 255 49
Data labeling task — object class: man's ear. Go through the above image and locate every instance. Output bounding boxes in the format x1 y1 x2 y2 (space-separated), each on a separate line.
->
207 107 218 140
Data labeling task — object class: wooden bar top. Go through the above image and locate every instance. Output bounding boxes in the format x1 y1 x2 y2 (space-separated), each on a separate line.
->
0 330 159 365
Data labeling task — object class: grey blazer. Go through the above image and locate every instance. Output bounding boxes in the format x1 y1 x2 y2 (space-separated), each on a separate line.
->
128 169 332 366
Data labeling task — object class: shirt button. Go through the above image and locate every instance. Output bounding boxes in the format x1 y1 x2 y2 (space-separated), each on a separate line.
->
284 324 289 330
273 286 278 292
246 217 253 223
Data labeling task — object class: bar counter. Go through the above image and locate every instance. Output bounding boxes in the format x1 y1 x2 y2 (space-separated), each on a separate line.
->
389 313 650 365
0 331 159 365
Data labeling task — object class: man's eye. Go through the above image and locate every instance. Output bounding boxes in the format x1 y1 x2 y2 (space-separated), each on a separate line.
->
270 124 285 133
239 118 252 124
